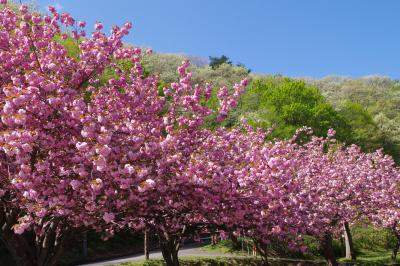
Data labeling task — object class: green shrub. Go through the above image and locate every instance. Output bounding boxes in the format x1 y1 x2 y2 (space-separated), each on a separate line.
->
352 225 397 252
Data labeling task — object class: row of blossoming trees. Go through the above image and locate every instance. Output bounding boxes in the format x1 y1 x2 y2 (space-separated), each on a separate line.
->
0 2 399 266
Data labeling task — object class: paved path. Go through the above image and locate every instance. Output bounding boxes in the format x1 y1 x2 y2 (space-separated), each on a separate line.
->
76 243 232 266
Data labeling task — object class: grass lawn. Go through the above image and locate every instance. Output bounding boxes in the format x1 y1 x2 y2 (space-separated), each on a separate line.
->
113 257 262 266
112 256 325 265
338 248 400 265
200 240 247 256
112 248 400 266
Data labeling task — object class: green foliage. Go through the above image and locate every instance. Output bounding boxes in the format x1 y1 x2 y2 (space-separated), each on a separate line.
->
102 226 400 266
236 62 251 73
2 0 38 12
157 80 166 96
301 236 321 257
267 80 323 111
113 253 400 266
193 63 250 90
236 77 352 141
336 101 400 162
339 251 400 266
142 53 186 84
209 55 232 70
114 257 263 266
53 35 81 59
54 42 399 163
339 102 383 151
305 76 400 162
199 228 399 265
352 225 397 252
142 53 249 88
83 90 92 103
202 240 240 254
114 256 325 266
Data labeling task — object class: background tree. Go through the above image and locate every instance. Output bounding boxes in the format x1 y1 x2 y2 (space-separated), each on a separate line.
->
235 78 352 142
209 55 232 69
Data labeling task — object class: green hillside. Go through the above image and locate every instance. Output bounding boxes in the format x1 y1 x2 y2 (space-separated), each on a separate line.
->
142 53 400 163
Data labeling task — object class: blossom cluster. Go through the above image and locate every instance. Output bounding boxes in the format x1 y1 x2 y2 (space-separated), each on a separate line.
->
0 2 398 265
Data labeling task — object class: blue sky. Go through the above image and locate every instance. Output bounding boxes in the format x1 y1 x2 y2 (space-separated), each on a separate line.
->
36 0 400 79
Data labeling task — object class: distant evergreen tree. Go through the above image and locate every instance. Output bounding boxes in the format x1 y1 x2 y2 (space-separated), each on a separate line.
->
209 55 232 69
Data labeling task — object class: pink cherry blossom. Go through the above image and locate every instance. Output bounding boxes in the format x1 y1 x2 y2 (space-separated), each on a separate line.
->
0 2 397 266
78 20 86 28
103 212 115 224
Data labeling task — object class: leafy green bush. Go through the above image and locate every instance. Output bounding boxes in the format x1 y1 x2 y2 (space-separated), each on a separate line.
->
352 225 397 252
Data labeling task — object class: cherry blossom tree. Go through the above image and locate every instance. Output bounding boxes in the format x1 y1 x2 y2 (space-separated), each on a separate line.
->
214 128 315 265
1 2 399 266
244 139 312 264
119 60 249 266
0 2 249 265
0 2 166 265
291 129 399 266
228 128 399 266
368 156 400 260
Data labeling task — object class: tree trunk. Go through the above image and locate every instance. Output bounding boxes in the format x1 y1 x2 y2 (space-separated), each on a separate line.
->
211 234 218 245
160 240 180 266
3 228 72 266
0 205 72 266
254 240 269 266
158 232 181 266
144 230 150 260
392 227 400 260
321 232 338 266
229 231 240 249
0 206 35 266
1 234 36 266
392 242 400 260
343 222 356 260
83 231 88 258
